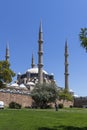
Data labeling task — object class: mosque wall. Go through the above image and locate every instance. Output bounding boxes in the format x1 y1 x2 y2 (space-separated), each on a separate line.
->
0 91 73 108
0 92 32 107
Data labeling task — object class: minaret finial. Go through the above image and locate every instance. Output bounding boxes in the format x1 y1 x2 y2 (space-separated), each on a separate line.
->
64 40 69 91
38 20 44 84
31 53 35 68
5 42 10 62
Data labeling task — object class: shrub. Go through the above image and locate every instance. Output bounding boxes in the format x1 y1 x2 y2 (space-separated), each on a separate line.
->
58 103 64 109
9 102 21 109
70 105 73 108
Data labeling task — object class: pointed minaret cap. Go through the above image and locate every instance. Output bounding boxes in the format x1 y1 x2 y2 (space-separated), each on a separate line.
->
6 42 10 61
65 39 68 47
39 20 43 41
65 39 68 55
31 53 35 68
39 20 43 33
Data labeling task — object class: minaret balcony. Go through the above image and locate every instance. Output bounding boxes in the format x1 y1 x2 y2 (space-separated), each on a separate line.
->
38 40 43 43
38 63 43 67
38 51 43 55
64 73 69 75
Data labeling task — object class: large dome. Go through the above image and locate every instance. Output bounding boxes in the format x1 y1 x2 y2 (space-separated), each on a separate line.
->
26 67 48 74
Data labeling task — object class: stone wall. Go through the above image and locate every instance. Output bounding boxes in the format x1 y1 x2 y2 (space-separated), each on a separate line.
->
0 92 32 107
0 91 73 108
59 100 73 107
56 99 73 108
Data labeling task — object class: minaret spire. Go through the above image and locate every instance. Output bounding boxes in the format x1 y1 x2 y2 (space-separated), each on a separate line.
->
5 42 10 62
39 20 43 40
64 40 69 91
38 20 43 84
31 53 35 68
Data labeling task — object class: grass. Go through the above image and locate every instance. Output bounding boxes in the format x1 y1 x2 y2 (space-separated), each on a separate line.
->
0 108 87 130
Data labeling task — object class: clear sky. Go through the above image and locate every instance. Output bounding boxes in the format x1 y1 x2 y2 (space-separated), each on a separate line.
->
0 0 87 96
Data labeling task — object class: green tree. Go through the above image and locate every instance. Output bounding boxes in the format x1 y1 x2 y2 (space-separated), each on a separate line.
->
59 89 73 101
0 61 15 88
79 28 87 51
31 83 58 108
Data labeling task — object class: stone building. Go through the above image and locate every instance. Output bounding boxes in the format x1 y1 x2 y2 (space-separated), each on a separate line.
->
74 97 87 108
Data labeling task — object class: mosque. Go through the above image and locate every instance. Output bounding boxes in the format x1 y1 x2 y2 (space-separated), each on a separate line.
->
5 21 70 93
0 21 76 108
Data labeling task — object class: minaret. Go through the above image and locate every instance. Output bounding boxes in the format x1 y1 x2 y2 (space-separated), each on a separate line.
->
64 40 69 91
5 43 10 62
31 53 35 68
38 20 43 84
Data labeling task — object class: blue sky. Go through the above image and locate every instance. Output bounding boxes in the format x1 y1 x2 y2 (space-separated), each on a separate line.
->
0 0 87 96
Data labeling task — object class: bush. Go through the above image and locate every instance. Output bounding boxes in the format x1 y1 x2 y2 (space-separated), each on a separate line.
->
58 103 64 109
9 102 21 109
70 105 73 108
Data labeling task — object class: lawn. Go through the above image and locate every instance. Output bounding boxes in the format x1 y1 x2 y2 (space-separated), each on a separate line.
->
0 108 87 130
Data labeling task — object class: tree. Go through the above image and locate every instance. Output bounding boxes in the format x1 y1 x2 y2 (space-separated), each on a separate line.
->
79 28 87 52
31 83 58 108
0 61 15 88
59 89 73 101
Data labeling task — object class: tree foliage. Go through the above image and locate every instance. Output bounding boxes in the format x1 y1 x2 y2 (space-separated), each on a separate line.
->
31 83 58 108
79 28 87 52
59 89 73 101
0 61 15 88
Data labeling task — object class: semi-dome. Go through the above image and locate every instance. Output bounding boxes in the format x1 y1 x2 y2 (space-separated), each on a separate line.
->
19 84 28 90
26 67 48 74
26 82 35 86
11 83 19 87
19 84 26 88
